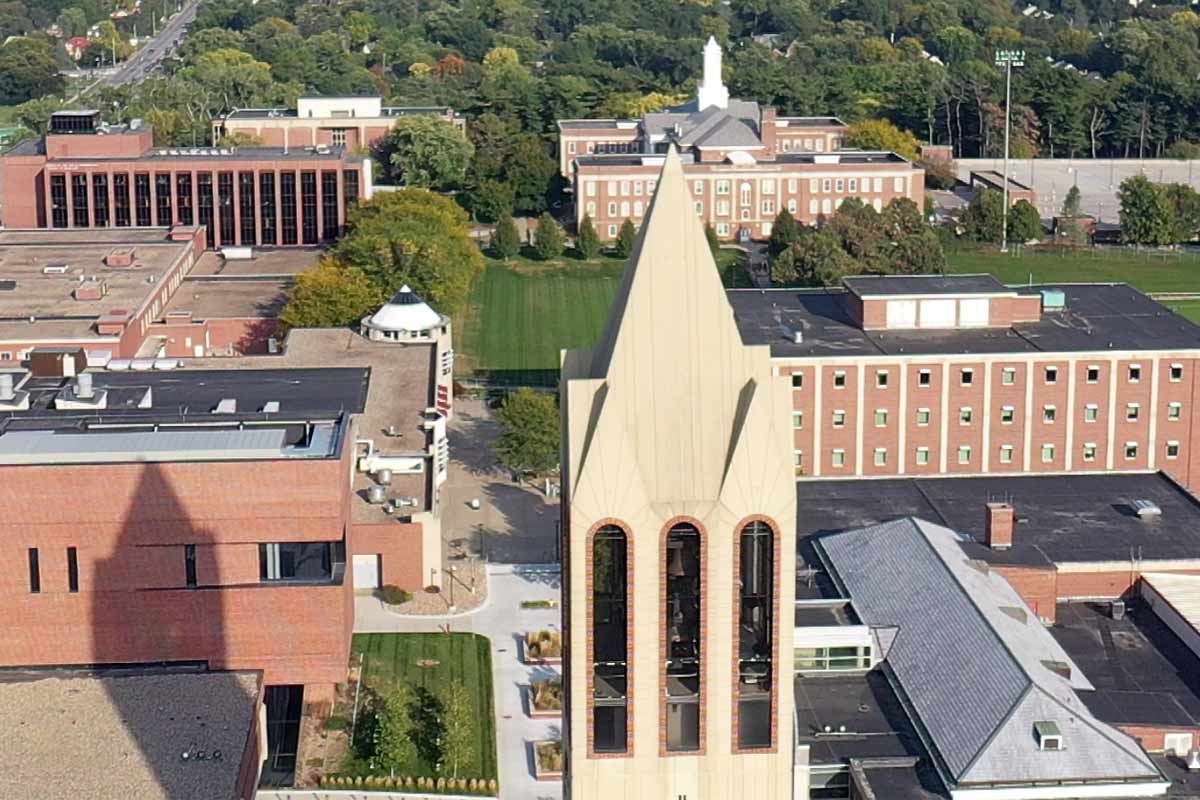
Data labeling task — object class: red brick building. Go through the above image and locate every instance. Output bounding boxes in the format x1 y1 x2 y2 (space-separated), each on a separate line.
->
0 110 373 249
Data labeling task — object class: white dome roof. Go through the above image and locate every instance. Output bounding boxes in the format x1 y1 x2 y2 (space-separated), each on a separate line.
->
368 285 443 332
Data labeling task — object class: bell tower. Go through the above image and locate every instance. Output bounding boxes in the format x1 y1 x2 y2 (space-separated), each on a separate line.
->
697 36 730 111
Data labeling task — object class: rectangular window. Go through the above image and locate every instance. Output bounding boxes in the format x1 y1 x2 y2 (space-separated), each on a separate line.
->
1171 363 1184 382
72 174 89 227
874 410 888 427
1043 405 1056 423
832 410 846 427
185 544 197 588
92 173 109 227
1127 403 1140 421
1085 404 1099 422
999 445 1014 464
258 541 338 582
873 177 883 193
918 369 931 387
176 173 193 225
693 180 703 195
28 548 40 593
620 180 630 196
822 178 831 193
961 368 973 386
1169 402 1183 421
791 373 803 389
1168 441 1181 459
1044 366 1058 384
239 172 256 245
916 408 931 426
135 173 152 226
894 176 905 192
331 129 347 147
67 546 79 592
834 178 844 193
260 171 277 245
1129 365 1142 382
833 371 846 388
280 172 297 245
1125 442 1139 460
1083 443 1097 462
50 174 67 228
300 171 318 244
1001 406 1015 424
876 370 889 388
810 178 819 192
762 179 776 195
958 445 972 465
1002 367 1016 385
321 170 340 241
848 178 858 192
155 173 172 226
874 448 887 466
960 407 973 424
792 412 803 429
717 180 730 195
915 447 930 465
196 172 214 247
607 201 617 217
1041 444 1055 463
794 451 804 468
1086 365 1100 383
114 173 131 227
634 180 644 195
831 449 846 467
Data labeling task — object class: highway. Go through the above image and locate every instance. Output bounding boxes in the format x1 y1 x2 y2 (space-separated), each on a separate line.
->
101 0 200 87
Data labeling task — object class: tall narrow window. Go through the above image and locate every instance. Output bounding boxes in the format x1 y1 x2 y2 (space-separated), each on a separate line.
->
259 171 277 245
155 173 172 225
300 171 318 244
280 171 298 245
321 170 339 241
342 168 359 218
28 548 40 593
239 172 256 245
134 173 152 226
176 172 193 225
50 174 68 228
217 171 235 244
72 174 90 227
665 522 702 752
592 525 628 753
196 172 214 247
67 546 79 592
92 173 109 226
113 173 131 227
185 544 197 588
737 520 774 749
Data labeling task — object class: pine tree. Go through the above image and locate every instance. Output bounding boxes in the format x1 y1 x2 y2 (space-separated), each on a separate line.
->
576 214 601 259
492 215 520 261
615 219 637 258
532 212 565 260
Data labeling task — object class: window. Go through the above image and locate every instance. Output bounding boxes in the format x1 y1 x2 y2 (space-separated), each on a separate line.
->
300 171 318 244
607 180 617 195
1086 365 1100 383
593 525 629 753
1085 404 1099 422
1001 406 1015 424
915 447 930 465
217 172 234 244
258 542 339 582
833 371 846 388
281 172 298 245
28 548 39 593
894 176 905 192
634 180 644 195
822 178 831 193
831 449 846 467
620 201 630 218
608 224 617 237
809 199 819 215
1041 444 1056 463
958 446 972 464
792 412 803 429
1129 365 1142 382
848 178 857 192
694 201 703 215
874 448 888 466
959 407 973 424
762 179 776 195
788 199 797 214
665 523 702 752
832 410 846 427
791 372 803 389
794 451 804 469
961 368 973 386
607 202 617 217
788 179 797 193
739 184 751 205
67 546 78 593
1171 363 1184 382
918 369 931 387
1125 442 1139 460
93 173 109 227
810 178 819 193
321 170 340 242
737 521 774 749
761 199 775 215
239 172 257 245
1043 405 1056 423
1127 403 1140 421
620 180 630 196
1045 366 1058 384
259 171 277 245
876 370 889 388
916 408 931 426
1083 443 1097 462
999 445 1014 464
693 180 703 195
717 200 730 216
185 544 197 588
155 173 172 226
1167 441 1181 459
585 181 595 197
1002 367 1016 385
717 180 730 195
72 174 89 227
794 645 871 672
835 179 844 193
1169 402 1183 421
49 174 67 228
874 410 888 427
114 172 132 228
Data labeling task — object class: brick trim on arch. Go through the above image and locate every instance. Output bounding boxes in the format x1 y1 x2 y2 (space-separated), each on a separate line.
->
730 514 783 755
584 517 635 759
659 515 708 758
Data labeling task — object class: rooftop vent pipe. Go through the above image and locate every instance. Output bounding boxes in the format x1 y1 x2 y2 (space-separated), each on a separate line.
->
76 372 94 400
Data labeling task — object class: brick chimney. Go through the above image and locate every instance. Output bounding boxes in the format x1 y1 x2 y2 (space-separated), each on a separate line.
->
760 106 778 157
986 502 1014 550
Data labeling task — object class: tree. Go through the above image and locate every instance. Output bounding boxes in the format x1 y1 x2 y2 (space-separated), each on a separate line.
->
846 119 921 161
279 260 385 332
615 219 637 258
335 190 485 315
1119 175 1174 246
576 215 601 259
0 38 64 104
55 7 87 37
463 179 514 223
705 223 721 256
962 188 1004 243
1163 183 1200 243
1007 200 1042 244
768 209 800 256
377 115 474 191
177 49 272 115
1058 186 1087 245
505 136 558 215
771 229 858 287
376 683 418 773
441 680 476 779
494 388 560 474
492 215 521 260
532 212 565 260
887 229 947 275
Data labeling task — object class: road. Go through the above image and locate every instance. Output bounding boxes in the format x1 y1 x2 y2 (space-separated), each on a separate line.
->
101 0 200 87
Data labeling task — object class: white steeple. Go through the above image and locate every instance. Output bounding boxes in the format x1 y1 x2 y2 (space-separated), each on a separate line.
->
697 36 729 111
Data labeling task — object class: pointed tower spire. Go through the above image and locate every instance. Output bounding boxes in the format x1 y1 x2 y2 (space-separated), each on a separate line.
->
698 36 729 110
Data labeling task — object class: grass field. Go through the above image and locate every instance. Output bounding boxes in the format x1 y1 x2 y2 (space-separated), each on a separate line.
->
945 245 1200 293
352 632 498 781
1164 300 1200 323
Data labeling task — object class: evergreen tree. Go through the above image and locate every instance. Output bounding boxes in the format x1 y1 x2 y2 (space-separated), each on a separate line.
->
532 212 565 260
576 214 601 259
1007 200 1043 244
1058 186 1087 245
962 188 1004 244
615 219 637 258
492 215 521 260
768 209 800 256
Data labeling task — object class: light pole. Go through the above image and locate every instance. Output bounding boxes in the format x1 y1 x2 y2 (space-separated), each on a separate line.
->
995 49 1024 253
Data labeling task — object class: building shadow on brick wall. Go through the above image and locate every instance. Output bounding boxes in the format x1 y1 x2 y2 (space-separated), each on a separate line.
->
90 462 261 800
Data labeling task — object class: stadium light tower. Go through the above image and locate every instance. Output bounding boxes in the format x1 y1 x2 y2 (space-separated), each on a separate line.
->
995 49 1024 253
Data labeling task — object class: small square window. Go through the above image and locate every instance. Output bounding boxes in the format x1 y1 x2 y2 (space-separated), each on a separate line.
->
958 445 972 465
874 410 888 427
1001 367 1016 385
999 445 1014 464
833 371 846 388
794 450 804 467
874 448 888 466
1129 365 1142 382
1168 402 1182 421
1083 443 1097 462
1045 366 1058 384
918 369 932 387
831 449 846 467
1167 441 1181 459
1086 365 1100 383
961 369 974 386
832 410 846 427
1001 406 1015 424
916 409 931 426
791 372 803 388
1127 403 1140 421
1171 363 1184 382
1041 444 1055 463
876 370 889 388
960 407 973 424
1043 405 1056 423
1125 442 1139 460
792 412 804 429
915 447 930 465
1085 405 1098 422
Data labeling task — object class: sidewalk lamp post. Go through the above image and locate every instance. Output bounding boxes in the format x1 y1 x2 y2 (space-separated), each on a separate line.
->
995 49 1025 253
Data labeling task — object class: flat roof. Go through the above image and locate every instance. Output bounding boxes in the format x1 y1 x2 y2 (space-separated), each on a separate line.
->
1143 573 1200 638
843 274 1009 297
0 668 259 800
778 116 847 127
0 229 193 340
164 278 289 320
36 145 361 163
730 283 1200 357
188 248 323 277
225 104 455 120
796 472 1200 568
795 672 930 764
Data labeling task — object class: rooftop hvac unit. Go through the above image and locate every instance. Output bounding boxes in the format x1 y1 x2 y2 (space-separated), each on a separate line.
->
1188 749 1200 771
212 398 237 414
792 330 804 344
376 468 393 486
366 485 387 504
1132 499 1162 519
43 265 69 275
1110 599 1126 621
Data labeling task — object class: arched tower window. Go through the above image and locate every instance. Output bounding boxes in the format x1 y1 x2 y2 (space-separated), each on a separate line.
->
592 525 628 753
737 520 774 749
665 522 702 752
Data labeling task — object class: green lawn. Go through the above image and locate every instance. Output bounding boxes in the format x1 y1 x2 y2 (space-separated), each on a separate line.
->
352 632 497 781
456 248 748 383
945 245 1200 293
1165 300 1200 323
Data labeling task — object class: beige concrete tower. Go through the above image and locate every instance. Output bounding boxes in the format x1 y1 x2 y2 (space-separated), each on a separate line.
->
560 147 797 799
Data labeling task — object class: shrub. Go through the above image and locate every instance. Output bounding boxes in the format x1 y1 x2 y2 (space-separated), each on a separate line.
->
377 585 412 605
531 677 564 711
437 776 448 790
526 630 562 658
323 715 350 732
488 778 499 793
615 218 637 257
532 212 565 260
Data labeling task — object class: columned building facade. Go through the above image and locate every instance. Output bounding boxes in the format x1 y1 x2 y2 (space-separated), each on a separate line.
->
560 148 797 799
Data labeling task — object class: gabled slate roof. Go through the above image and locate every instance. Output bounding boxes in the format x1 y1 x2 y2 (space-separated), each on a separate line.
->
818 518 1165 790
